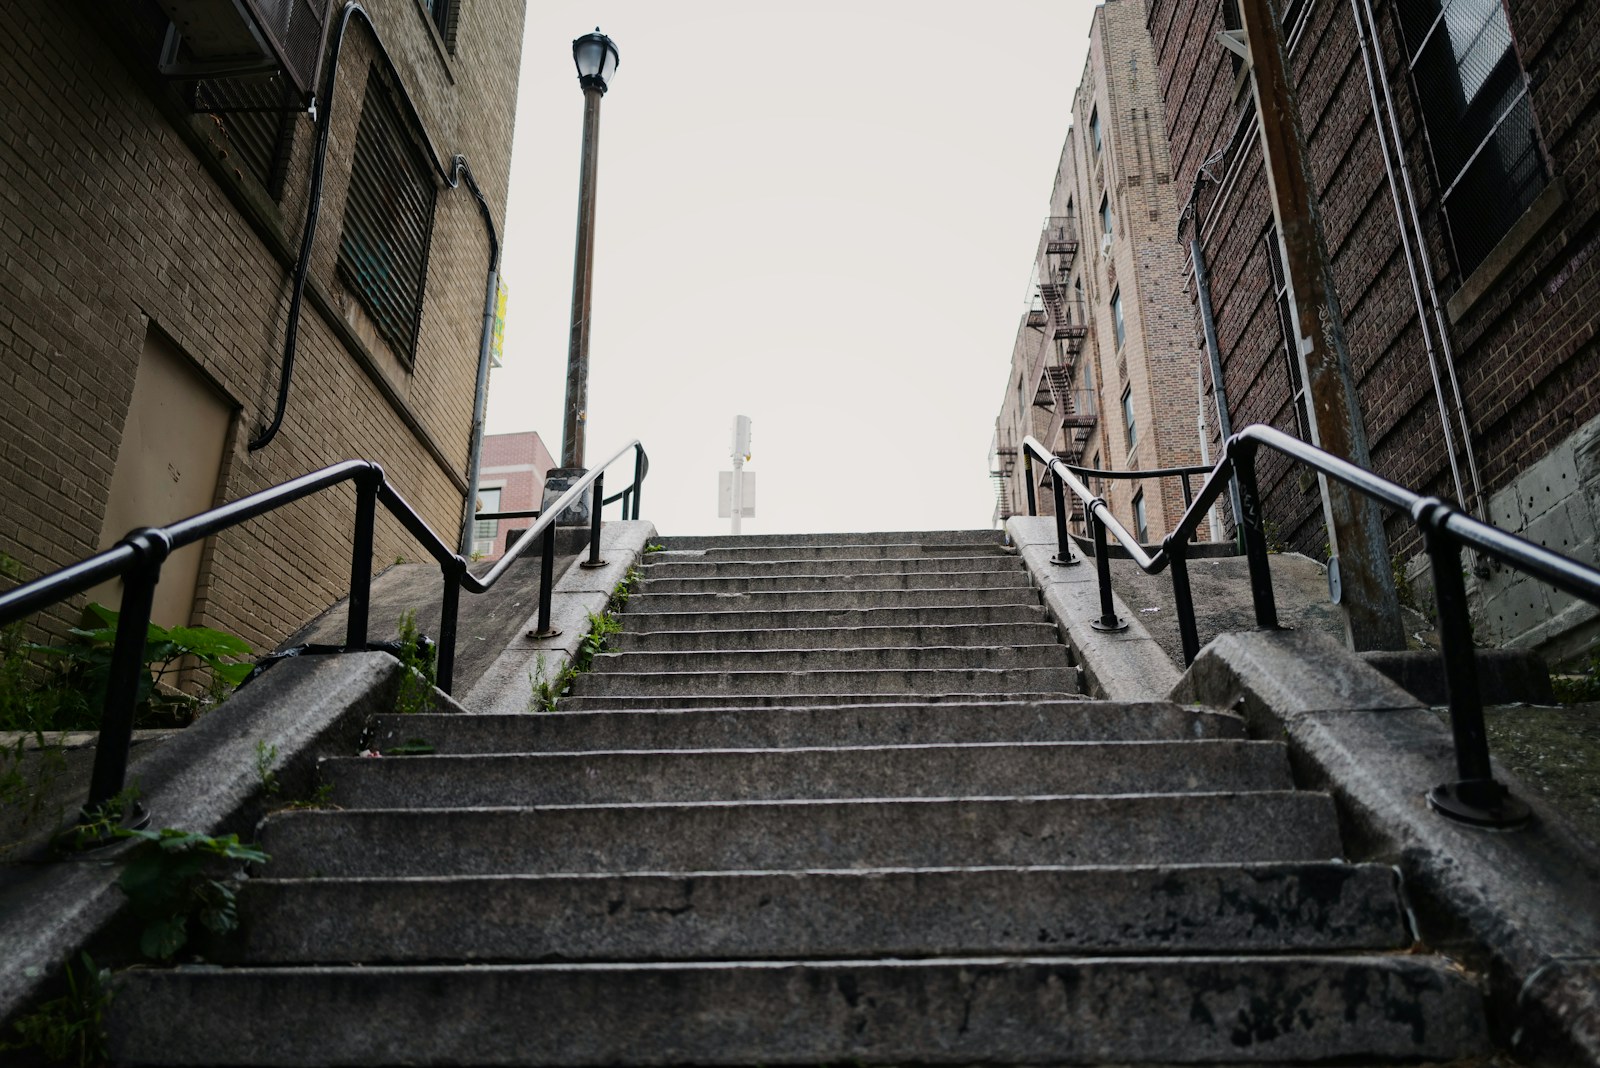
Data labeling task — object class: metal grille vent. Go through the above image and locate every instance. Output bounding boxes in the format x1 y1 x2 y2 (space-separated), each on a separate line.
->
337 65 437 364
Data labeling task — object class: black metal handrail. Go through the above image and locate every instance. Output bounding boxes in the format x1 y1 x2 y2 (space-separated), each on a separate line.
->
1022 425 1600 829
0 440 648 818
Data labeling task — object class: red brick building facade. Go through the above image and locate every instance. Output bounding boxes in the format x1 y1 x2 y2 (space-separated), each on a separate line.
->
1146 0 1600 658
0 0 523 653
472 431 556 561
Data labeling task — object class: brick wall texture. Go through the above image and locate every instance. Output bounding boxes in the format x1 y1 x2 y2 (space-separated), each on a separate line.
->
0 0 524 653
995 0 1210 543
1146 0 1600 560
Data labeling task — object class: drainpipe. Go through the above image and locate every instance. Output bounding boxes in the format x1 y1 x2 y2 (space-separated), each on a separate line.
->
1352 0 1485 518
1348 0 1474 516
450 156 501 555
1196 362 1222 540
1181 160 1245 549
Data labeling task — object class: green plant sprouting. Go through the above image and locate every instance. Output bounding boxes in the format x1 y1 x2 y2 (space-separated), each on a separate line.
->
394 609 437 715
644 542 666 553
254 740 280 797
112 826 269 962
527 568 639 713
0 952 110 1068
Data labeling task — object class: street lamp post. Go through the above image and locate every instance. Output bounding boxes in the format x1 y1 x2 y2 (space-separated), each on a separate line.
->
560 28 619 471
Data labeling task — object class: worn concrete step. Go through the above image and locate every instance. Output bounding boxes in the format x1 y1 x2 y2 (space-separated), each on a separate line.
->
551 691 1085 711
614 622 1062 653
258 792 1342 878
370 702 1246 754
108 955 1484 1065
228 862 1410 964
637 569 1031 595
649 543 1014 565
656 530 1006 550
640 554 1019 579
589 644 1070 676
323 741 1294 808
624 586 1039 614
568 666 1081 698
619 604 1048 633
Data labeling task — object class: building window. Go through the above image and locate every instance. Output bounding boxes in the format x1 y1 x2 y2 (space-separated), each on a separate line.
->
1396 0 1546 277
473 486 502 554
1110 288 1126 349
1090 106 1102 153
194 77 294 198
1100 194 1114 238
1122 387 1137 453
338 65 438 365
423 0 461 50
1264 225 1310 439
1133 490 1148 544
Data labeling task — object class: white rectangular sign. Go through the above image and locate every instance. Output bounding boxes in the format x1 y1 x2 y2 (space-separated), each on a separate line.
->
717 470 756 517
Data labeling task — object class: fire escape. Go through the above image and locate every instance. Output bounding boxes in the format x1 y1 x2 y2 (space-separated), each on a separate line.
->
1029 215 1096 517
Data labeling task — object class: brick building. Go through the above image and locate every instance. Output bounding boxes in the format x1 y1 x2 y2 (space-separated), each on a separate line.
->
994 0 1209 545
1145 0 1600 660
0 0 523 654
471 430 556 561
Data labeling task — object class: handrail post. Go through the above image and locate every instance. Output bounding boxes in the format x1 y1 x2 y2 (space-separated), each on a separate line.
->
1233 443 1280 629
436 557 463 695
346 467 379 652
1167 540 1201 665
1050 470 1077 566
1024 453 1038 516
1089 510 1128 632
1416 500 1530 828
532 524 561 638
631 446 645 520
580 472 607 570
85 529 168 824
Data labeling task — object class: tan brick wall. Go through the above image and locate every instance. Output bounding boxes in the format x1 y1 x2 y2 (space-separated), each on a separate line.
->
0 0 524 654
994 0 1209 543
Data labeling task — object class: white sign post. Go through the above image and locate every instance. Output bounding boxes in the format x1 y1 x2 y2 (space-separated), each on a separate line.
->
717 415 755 534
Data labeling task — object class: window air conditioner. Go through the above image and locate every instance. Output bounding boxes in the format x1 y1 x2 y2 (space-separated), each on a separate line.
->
1100 232 1115 257
156 0 329 101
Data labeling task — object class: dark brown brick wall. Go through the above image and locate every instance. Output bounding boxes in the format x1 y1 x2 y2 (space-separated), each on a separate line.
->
1147 0 1600 560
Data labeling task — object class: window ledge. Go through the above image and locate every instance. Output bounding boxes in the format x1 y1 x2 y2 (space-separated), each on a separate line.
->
1447 178 1567 324
411 0 458 83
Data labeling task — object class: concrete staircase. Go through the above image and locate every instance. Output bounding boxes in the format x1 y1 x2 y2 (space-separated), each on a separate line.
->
106 530 1487 1064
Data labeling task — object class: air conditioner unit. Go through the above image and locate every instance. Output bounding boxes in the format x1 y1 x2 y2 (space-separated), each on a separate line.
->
1100 232 1115 257
156 0 329 101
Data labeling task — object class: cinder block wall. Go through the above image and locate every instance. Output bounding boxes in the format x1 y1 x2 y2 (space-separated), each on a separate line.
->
0 0 524 654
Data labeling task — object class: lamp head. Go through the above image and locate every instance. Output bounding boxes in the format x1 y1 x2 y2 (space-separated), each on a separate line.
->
572 28 620 93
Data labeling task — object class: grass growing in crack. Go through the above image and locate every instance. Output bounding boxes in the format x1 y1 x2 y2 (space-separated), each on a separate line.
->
0 952 110 1067
528 567 641 712
395 609 437 715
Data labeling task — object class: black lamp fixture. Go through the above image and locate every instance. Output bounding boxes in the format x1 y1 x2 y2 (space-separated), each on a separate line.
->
572 28 620 94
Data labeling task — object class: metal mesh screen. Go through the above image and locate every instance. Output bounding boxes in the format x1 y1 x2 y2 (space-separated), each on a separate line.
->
336 66 437 364
1397 0 1546 275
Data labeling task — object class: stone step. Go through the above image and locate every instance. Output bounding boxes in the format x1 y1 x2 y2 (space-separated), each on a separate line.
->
322 741 1294 808
568 666 1081 698
588 643 1070 676
108 955 1484 1065
655 530 1006 550
551 691 1085 711
637 569 1031 595
257 792 1342 878
619 604 1048 632
368 702 1246 754
624 586 1039 614
227 862 1410 964
641 554 1018 578
613 622 1061 653
650 542 1014 564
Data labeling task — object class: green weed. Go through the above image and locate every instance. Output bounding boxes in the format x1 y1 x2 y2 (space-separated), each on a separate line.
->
394 609 437 715
112 826 268 961
0 952 110 1067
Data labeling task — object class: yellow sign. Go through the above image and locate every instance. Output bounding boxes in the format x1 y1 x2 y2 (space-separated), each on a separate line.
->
490 278 508 368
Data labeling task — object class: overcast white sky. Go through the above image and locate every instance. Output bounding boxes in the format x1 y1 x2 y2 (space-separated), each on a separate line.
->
484 2 1095 535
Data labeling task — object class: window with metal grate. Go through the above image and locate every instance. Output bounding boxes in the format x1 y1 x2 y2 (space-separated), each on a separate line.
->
193 76 295 198
1394 0 1546 277
422 0 461 51
337 65 437 366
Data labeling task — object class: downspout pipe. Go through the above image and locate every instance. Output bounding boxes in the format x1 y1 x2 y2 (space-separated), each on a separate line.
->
450 156 501 555
1353 0 1485 518
1349 0 1473 515
251 0 499 473
1181 159 1245 548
